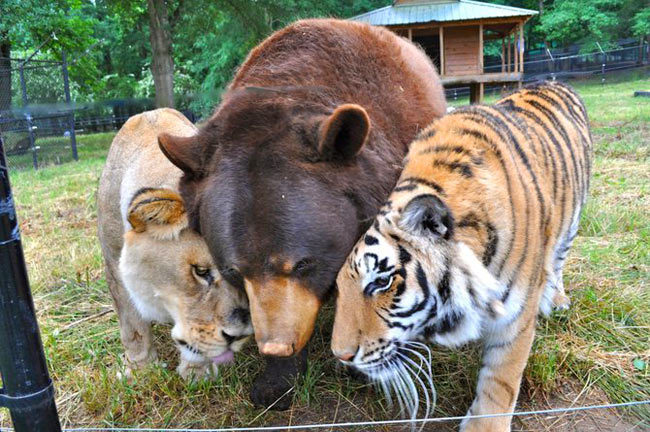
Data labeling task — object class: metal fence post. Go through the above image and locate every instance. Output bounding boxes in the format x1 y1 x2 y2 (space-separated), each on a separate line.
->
0 137 62 431
61 51 78 161
18 65 39 170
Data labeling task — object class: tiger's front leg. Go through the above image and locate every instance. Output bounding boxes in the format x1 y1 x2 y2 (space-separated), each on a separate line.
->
460 311 537 432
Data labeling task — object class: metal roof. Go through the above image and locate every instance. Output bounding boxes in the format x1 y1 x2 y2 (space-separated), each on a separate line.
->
351 0 537 26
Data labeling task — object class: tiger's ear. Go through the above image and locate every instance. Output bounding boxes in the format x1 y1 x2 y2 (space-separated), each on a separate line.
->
399 194 454 239
127 188 189 240
158 133 204 175
317 104 370 160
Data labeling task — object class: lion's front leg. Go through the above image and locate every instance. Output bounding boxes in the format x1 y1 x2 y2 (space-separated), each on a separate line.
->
177 356 218 381
460 312 537 432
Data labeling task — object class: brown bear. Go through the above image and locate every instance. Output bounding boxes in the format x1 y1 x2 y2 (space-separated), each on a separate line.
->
158 18 446 408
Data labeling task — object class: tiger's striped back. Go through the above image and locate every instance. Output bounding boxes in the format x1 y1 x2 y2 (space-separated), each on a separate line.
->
404 80 592 315
331 81 592 431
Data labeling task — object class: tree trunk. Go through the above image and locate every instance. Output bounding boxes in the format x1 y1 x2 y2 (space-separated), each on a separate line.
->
0 38 11 113
147 0 174 108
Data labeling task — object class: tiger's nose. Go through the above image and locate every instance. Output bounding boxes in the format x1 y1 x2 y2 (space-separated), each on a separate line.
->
222 330 248 345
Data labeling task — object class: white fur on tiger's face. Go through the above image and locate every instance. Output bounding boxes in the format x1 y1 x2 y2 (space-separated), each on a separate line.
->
333 191 506 377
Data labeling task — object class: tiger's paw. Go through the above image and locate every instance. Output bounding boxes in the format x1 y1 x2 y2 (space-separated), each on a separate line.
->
460 416 511 432
552 292 571 311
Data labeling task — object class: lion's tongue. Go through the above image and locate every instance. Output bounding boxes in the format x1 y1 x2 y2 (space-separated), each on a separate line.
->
212 350 235 365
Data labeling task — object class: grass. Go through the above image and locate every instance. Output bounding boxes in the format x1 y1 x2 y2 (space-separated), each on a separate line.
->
5 132 119 170
1 68 649 430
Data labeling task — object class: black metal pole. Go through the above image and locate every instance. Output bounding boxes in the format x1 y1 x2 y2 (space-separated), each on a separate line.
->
61 51 78 161
0 136 61 431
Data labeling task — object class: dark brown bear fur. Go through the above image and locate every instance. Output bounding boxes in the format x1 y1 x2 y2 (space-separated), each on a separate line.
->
159 18 446 408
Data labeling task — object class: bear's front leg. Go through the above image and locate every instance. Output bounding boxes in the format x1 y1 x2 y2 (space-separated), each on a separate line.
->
250 348 308 410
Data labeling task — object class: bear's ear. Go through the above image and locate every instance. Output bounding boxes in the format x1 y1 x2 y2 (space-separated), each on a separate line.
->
127 188 189 240
317 104 370 160
399 194 454 240
158 133 204 175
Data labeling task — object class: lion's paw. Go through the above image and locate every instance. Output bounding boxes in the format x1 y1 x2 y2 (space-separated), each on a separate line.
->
177 359 218 382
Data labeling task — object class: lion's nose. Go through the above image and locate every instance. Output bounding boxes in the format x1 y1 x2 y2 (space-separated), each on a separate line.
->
230 307 250 325
222 330 248 345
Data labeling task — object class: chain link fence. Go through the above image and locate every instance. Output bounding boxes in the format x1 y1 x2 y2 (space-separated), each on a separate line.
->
1 38 647 169
0 53 79 170
446 38 649 100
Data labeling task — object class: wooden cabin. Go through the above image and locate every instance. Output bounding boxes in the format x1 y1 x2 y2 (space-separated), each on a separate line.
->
352 0 538 103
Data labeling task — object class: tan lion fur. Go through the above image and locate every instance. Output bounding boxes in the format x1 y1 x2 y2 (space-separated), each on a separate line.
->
97 108 252 380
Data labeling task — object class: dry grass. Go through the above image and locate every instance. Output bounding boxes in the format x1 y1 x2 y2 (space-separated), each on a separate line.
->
1 69 649 430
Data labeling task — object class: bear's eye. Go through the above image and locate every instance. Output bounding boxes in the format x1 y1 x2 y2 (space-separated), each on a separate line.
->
293 258 315 275
222 266 244 290
364 275 393 296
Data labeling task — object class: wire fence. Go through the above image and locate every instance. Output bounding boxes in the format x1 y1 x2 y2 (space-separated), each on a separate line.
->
0 53 79 170
0 38 647 170
445 39 649 100
0 400 648 431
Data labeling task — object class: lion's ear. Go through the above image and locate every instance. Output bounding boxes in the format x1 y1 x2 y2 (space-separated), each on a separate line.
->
127 188 188 240
158 133 204 175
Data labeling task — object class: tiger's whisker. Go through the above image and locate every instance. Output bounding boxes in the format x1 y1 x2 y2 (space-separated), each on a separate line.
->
399 353 431 432
403 344 436 407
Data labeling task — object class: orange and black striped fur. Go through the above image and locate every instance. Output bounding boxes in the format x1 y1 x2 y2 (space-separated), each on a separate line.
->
332 81 592 431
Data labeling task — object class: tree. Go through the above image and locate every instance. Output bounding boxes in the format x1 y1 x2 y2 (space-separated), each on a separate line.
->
0 0 96 110
147 0 174 107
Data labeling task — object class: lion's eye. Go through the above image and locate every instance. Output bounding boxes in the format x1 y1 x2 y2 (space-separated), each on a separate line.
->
192 265 214 284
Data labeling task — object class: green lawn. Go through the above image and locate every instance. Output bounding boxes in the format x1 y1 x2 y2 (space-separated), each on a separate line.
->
1 69 649 430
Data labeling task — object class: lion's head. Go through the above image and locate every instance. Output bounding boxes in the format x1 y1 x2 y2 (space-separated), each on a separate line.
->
118 188 253 368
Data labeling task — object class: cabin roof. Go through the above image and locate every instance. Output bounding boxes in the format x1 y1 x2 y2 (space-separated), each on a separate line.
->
351 0 537 26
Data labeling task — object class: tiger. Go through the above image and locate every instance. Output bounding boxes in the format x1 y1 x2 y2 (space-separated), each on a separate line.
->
331 81 592 431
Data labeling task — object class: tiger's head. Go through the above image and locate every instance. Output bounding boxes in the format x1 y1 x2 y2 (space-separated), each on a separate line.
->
332 187 505 381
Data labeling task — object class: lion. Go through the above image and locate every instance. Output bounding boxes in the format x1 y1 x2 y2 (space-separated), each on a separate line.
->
97 108 253 380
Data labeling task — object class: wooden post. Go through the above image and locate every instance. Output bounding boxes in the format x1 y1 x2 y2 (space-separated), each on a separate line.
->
512 28 519 72
479 24 483 74
506 33 510 72
439 26 444 75
501 37 505 72
519 23 524 73
470 83 483 104
408 28 413 41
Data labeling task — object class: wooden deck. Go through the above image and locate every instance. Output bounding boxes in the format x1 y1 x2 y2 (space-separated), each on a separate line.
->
440 72 523 86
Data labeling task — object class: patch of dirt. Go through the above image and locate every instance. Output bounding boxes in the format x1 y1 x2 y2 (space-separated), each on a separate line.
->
513 379 646 432
277 377 647 432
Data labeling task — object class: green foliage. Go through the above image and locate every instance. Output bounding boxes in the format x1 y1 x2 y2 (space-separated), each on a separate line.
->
0 0 98 80
632 7 650 37
539 0 622 49
2 0 647 114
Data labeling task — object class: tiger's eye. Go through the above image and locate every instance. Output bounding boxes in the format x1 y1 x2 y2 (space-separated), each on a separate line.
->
376 276 391 287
